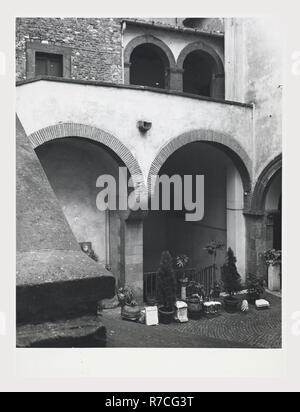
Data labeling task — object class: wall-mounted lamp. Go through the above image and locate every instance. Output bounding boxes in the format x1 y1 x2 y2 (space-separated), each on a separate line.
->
137 121 152 133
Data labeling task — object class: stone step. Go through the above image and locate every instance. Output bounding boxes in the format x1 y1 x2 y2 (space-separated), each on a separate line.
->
17 316 106 348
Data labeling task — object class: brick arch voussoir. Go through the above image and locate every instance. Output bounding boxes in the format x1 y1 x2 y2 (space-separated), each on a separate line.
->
28 123 145 191
124 34 177 70
250 154 282 213
148 130 252 205
177 40 224 74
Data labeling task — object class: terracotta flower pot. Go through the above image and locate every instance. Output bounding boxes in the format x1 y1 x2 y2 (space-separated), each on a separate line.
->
121 305 141 321
158 306 175 324
268 264 281 292
224 296 239 313
187 296 203 319
248 291 260 305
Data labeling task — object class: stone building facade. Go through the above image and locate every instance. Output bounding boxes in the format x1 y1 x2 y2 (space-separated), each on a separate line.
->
16 18 123 83
16 17 282 308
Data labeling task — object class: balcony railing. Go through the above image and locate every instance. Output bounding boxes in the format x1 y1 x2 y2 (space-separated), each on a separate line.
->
144 265 216 302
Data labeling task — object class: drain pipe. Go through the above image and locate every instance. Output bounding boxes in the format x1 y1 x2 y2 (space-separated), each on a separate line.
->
121 21 126 84
251 102 256 181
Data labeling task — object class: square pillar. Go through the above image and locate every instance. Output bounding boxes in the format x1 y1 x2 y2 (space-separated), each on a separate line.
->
169 68 184 92
124 219 144 302
268 264 281 292
227 164 246 281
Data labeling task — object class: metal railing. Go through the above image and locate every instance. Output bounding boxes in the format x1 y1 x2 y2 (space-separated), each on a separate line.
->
144 265 216 302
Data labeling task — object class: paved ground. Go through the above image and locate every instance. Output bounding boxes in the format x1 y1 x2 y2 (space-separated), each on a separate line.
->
100 292 281 349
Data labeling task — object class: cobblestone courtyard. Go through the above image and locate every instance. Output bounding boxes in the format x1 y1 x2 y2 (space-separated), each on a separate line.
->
100 292 281 348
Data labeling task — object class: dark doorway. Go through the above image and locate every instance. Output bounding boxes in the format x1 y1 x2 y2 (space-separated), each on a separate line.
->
130 44 168 89
183 50 214 97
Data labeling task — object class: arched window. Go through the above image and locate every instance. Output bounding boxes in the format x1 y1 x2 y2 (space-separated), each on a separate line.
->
178 41 225 98
130 44 169 89
183 50 215 97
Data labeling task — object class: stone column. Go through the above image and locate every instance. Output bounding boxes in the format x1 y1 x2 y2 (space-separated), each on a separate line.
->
268 264 281 291
124 219 144 302
212 73 225 99
109 211 125 289
124 61 131 85
169 68 184 92
226 164 246 281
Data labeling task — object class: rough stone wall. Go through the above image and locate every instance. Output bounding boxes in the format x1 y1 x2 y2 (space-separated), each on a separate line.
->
16 18 123 82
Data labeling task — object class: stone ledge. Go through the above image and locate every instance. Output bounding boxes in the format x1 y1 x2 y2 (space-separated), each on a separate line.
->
17 250 115 324
17 316 106 348
17 250 114 286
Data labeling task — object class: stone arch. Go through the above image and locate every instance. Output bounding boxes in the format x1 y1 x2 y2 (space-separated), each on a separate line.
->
148 129 252 200
177 40 224 74
177 41 225 98
28 123 145 192
124 35 177 88
145 129 251 280
250 154 282 213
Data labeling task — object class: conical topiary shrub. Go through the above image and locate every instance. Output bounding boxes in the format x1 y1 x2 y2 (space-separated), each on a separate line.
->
157 251 177 323
221 248 242 312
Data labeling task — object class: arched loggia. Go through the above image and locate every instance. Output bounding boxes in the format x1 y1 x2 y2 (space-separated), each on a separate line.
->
144 130 252 285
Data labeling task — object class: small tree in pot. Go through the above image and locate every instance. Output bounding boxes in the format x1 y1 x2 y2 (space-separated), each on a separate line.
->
176 254 190 300
186 281 205 319
157 251 177 324
117 286 141 322
246 273 265 304
204 240 225 284
221 248 242 312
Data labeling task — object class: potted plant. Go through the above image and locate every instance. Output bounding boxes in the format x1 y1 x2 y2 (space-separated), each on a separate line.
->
221 248 242 313
157 251 177 324
117 286 141 321
204 240 225 279
211 281 222 299
176 254 190 300
263 249 282 292
246 273 265 304
186 281 205 319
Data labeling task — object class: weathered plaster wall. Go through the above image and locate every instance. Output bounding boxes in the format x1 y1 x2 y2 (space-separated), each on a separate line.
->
16 18 122 82
225 17 282 180
181 18 224 33
16 80 253 187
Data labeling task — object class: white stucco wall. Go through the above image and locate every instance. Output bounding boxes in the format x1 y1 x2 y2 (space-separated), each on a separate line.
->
16 80 254 186
123 24 224 64
225 17 282 181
